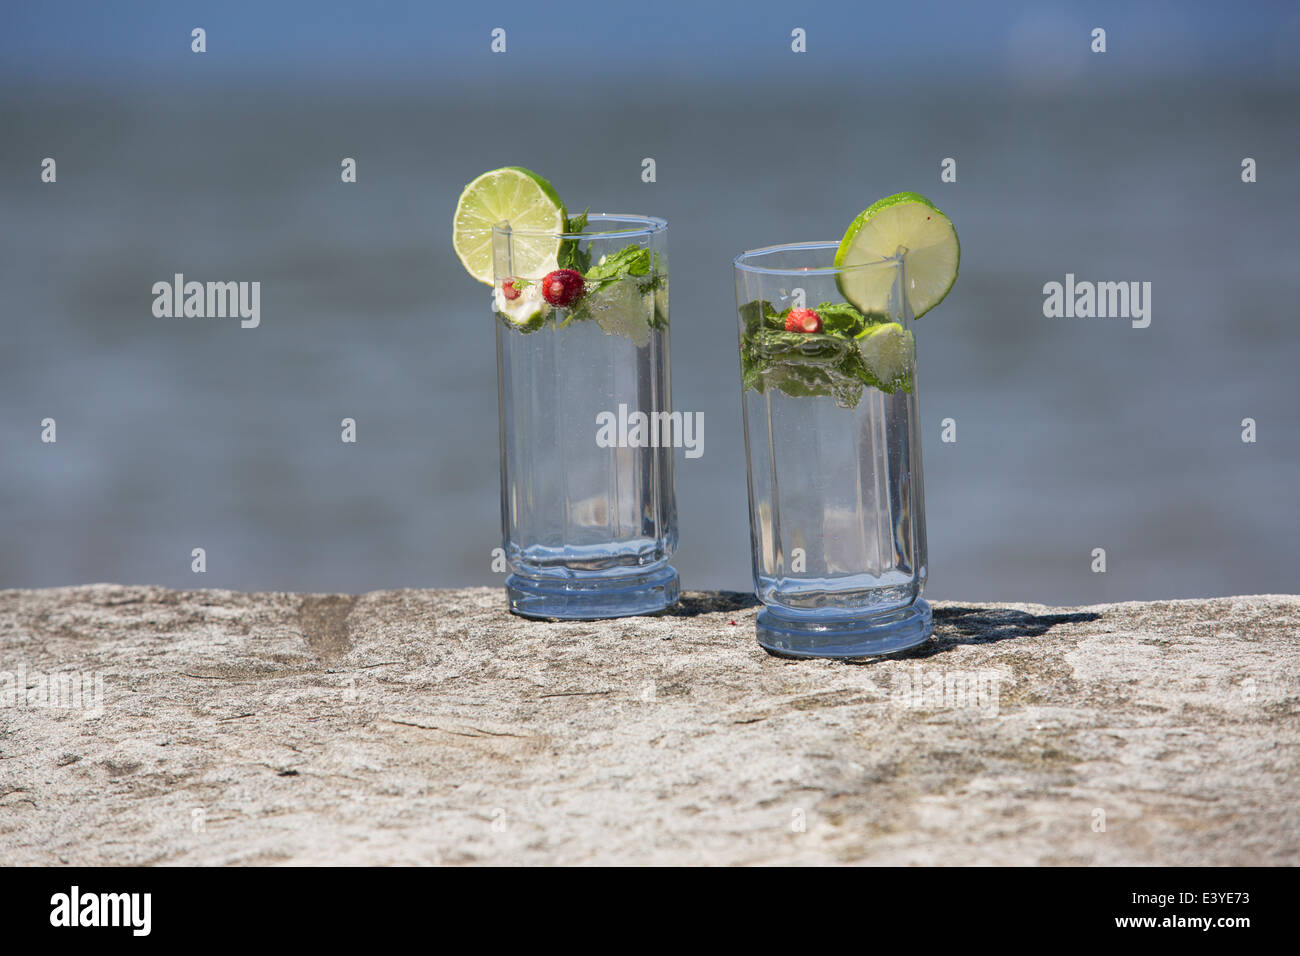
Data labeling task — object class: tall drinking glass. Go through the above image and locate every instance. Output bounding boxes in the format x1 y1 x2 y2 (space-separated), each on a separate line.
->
493 215 678 618
733 243 931 657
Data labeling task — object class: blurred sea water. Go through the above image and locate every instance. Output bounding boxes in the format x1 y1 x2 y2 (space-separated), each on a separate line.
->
1 74 1297 603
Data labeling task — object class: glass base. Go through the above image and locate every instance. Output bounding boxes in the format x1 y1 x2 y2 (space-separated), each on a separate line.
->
507 565 680 620
756 599 932 660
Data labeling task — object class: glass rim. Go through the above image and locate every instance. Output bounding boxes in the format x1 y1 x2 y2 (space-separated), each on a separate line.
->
492 212 667 241
733 240 899 277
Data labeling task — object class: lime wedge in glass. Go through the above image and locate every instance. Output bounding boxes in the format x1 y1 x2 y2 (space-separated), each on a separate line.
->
834 192 959 318
452 167 566 285
856 321 915 390
589 278 651 348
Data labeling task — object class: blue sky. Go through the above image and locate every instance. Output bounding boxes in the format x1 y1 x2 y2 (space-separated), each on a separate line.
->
4 0 1298 86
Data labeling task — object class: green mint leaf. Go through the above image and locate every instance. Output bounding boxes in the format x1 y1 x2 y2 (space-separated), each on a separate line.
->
737 298 910 408
739 299 774 335
814 301 868 336
586 244 652 284
557 208 591 273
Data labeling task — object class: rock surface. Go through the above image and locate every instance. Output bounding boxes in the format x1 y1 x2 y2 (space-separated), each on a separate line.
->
0 585 1296 866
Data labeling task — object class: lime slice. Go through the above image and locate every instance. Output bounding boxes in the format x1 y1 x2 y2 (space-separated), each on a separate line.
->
834 192 959 318
857 322 915 390
452 167 566 286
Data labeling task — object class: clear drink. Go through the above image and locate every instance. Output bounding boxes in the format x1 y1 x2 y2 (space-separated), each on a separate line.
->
734 242 931 657
745 385 924 611
494 215 678 618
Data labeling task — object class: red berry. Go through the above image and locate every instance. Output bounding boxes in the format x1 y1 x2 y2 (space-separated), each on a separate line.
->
501 278 522 301
786 307 822 333
541 269 585 308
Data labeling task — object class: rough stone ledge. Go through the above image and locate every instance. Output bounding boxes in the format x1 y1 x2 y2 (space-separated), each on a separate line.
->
0 585 1296 866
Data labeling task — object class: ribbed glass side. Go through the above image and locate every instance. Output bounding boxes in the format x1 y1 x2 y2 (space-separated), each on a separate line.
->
497 312 676 578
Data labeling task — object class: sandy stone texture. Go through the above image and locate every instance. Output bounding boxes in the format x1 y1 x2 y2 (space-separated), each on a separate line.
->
0 585 1296 865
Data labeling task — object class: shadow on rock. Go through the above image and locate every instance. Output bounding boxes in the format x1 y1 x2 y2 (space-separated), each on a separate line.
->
518 591 758 623
664 591 760 618
927 606 1102 652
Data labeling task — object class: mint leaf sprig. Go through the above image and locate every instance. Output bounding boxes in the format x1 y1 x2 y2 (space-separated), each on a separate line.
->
508 210 667 335
557 210 661 297
585 245 653 292
556 209 591 272
739 300 907 407
559 242 665 330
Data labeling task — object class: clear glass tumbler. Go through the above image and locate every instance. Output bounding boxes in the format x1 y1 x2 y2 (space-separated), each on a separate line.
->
733 242 931 657
493 215 678 618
